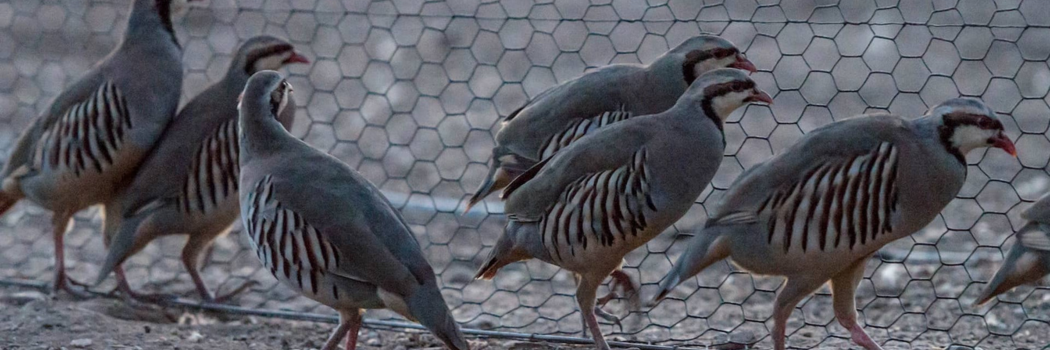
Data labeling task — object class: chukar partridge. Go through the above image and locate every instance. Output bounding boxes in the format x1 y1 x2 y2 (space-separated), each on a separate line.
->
466 35 756 212
93 36 308 302
655 98 1017 350
975 192 1050 306
238 71 469 350
0 0 193 297
475 69 773 350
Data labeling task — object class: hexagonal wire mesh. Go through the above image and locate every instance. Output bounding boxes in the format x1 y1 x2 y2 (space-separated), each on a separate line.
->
1 0 1050 348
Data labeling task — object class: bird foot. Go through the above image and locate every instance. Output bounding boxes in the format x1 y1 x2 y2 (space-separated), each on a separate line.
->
54 277 94 299
849 324 883 350
594 307 622 330
207 280 259 304
596 270 640 310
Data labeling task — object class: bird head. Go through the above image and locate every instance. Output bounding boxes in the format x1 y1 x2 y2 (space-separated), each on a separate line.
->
669 35 757 85
152 0 203 18
237 36 310 75
238 71 295 125
683 68 772 122
930 98 1016 157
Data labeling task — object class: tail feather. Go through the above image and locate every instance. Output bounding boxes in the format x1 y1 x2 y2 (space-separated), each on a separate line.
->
975 225 1049 306
407 282 470 350
474 221 529 280
465 147 512 213
94 212 151 286
655 226 730 303
465 147 536 213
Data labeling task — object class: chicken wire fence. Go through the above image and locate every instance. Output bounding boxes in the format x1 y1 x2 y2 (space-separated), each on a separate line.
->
1 0 1050 348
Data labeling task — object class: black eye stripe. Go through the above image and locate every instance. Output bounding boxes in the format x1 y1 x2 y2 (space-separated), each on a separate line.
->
682 47 740 84
245 43 294 74
270 81 288 116
943 111 1002 130
702 80 756 98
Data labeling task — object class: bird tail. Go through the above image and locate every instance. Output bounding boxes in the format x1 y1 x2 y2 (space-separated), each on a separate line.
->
974 223 1049 306
654 225 731 303
464 147 523 213
474 220 530 280
94 208 151 286
407 281 470 350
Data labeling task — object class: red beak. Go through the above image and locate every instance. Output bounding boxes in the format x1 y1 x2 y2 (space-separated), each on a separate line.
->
992 132 1017 157
285 52 310 65
729 54 758 73
747 90 774 105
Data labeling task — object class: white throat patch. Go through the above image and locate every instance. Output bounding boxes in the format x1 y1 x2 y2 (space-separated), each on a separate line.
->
950 125 997 154
253 52 293 72
709 90 750 120
693 56 736 79
276 89 291 117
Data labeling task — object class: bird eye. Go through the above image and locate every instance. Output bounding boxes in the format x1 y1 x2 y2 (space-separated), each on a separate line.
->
977 117 996 129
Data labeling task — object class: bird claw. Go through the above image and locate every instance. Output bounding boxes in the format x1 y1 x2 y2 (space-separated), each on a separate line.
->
54 277 94 299
594 307 622 330
596 270 640 310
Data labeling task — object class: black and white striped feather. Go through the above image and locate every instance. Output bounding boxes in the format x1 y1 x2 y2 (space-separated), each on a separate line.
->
179 120 240 215
243 175 341 296
538 147 657 261
32 81 131 177
538 106 632 160
756 142 899 253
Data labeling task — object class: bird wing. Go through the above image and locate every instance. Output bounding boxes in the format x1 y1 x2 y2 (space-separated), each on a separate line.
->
242 154 431 297
119 83 240 217
1022 193 1050 225
172 119 241 216
503 120 658 251
242 174 360 296
709 115 910 253
1017 224 1050 252
2 72 114 179
536 106 632 160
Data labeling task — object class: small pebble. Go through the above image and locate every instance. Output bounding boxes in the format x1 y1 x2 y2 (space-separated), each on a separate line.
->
70 338 92 348
366 338 382 346
187 331 205 342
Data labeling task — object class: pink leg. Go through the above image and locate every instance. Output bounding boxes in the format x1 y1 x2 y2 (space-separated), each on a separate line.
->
182 237 257 303
112 267 178 303
577 274 610 350
831 258 883 350
51 212 91 299
771 277 824 350
344 310 362 350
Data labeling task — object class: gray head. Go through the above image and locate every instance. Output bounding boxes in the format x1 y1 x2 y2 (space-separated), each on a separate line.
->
680 68 772 122
239 71 295 126
130 0 199 36
929 98 1016 158
233 36 309 76
663 35 757 85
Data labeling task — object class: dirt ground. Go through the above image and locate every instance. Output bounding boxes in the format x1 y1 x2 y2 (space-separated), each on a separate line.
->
0 285 590 350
